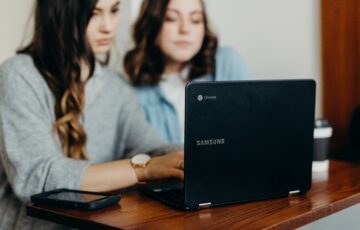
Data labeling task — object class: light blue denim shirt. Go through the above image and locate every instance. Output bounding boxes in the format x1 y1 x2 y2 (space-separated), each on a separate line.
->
136 47 253 144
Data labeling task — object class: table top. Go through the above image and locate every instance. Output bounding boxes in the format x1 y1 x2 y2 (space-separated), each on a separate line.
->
27 160 360 229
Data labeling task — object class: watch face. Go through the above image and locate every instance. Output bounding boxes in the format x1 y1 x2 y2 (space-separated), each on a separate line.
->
132 154 151 165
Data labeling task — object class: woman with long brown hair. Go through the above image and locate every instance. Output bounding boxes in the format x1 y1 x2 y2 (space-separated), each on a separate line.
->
0 0 184 229
124 0 253 144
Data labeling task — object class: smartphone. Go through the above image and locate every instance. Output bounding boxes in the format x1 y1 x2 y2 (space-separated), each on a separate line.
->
31 189 121 211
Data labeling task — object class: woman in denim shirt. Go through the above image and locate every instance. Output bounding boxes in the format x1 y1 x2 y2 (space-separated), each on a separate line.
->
124 0 252 144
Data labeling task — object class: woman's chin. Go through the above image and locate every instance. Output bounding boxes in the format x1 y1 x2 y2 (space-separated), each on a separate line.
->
93 46 110 55
171 53 197 63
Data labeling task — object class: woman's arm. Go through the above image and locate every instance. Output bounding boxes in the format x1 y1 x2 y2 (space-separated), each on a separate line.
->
80 85 185 192
0 60 184 200
81 152 184 192
0 61 91 202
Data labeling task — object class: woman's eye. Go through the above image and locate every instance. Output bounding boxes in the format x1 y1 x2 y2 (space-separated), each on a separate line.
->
165 16 177 22
191 17 204 24
111 8 119 14
192 20 202 24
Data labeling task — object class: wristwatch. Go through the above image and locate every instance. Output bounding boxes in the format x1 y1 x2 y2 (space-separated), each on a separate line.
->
130 153 151 168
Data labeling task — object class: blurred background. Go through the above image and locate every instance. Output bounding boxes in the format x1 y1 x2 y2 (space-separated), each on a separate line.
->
1 0 358 149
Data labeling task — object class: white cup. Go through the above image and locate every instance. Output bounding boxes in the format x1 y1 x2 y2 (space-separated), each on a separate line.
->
312 119 332 172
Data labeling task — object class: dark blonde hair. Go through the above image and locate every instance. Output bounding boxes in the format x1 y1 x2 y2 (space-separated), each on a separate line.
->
124 0 218 86
18 0 99 160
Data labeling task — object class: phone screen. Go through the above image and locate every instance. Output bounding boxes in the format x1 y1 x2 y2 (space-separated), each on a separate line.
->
46 191 107 203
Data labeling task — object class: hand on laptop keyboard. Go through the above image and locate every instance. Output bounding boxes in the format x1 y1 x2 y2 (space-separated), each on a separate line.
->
135 151 184 182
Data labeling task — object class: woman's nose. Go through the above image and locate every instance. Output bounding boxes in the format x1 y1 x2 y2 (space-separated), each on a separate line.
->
100 15 113 33
179 19 190 34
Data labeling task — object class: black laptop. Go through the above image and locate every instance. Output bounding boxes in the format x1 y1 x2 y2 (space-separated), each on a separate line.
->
140 80 316 210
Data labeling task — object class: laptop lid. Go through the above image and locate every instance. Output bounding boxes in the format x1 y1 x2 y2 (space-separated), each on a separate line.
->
184 80 316 208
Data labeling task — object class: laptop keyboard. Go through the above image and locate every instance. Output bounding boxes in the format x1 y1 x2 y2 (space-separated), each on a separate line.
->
158 189 185 203
140 181 187 207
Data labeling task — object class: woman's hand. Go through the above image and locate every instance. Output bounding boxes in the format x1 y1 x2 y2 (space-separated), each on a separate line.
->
135 151 184 182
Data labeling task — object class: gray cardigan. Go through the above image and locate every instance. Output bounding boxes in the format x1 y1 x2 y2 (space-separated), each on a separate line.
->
0 55 182 229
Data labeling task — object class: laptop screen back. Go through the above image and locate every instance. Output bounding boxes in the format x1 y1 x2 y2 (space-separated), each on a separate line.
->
184 80 316 207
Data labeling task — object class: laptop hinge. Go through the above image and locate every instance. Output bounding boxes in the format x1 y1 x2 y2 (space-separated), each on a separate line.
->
198 202 212 209
289 190 300 196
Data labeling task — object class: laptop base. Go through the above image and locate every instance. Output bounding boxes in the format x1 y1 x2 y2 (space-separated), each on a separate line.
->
139 181 196 211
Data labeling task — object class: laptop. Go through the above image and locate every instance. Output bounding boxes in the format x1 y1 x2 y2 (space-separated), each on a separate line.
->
140 80 316 210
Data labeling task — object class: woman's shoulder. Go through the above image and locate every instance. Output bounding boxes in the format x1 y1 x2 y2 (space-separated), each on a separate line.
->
1 54 36 76
113 82 161 106
102 67 140 97
215 46 243 62
134 84 161 103
103 67 129 87
214 46 253 81
0 54 46 91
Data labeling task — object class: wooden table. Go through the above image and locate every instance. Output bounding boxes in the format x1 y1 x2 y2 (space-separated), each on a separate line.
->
27 160 360 229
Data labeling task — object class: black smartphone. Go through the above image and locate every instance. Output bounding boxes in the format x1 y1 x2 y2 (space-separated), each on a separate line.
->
31 189 121 211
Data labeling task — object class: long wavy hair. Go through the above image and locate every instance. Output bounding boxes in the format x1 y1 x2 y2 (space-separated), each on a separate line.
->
18 0 98 160
124 0 218 86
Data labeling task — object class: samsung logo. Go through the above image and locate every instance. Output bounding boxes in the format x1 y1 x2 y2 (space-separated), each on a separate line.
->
197 138 225 146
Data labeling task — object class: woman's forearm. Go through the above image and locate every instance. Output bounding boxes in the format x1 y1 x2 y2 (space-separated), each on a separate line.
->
81 159 139 192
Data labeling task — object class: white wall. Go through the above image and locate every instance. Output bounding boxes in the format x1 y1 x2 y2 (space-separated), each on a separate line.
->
0 0 34 63
206 0 321 78
111 0 133 73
